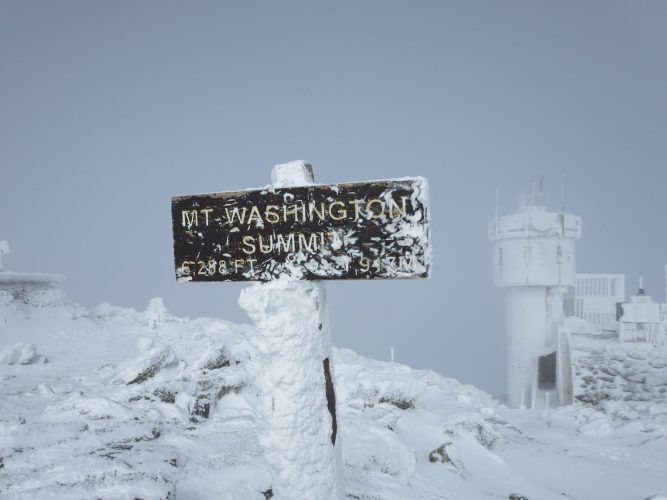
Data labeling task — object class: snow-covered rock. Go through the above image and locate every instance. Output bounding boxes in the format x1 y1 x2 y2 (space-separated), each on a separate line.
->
0 342 45 365
115 345 177 385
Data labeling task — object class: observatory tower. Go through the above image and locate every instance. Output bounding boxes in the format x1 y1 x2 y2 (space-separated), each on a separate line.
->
489 184 582 408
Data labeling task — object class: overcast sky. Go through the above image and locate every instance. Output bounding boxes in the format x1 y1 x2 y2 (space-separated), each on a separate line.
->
2 1 666 396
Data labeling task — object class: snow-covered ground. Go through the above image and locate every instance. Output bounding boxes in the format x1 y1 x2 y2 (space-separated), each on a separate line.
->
1 289 666 500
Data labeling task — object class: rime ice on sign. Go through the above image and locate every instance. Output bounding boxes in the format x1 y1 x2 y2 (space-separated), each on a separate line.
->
171 164 431 500
171 178 431 282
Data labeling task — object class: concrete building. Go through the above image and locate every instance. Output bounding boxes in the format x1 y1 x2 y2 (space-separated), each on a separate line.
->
489 185 582 409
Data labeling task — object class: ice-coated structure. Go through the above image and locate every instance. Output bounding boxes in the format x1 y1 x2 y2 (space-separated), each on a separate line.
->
0 240 64 298
238 161 341 499
489 184 582 408
567 273 625 330
618 278 663 343
491 181 667 411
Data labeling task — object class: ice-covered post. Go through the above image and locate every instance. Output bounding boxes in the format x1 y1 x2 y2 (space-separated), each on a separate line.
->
239 161 342 499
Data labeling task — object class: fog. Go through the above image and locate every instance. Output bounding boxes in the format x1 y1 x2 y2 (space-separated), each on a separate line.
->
2 1 666 396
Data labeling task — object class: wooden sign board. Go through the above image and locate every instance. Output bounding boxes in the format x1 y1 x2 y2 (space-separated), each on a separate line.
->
171 177 431 282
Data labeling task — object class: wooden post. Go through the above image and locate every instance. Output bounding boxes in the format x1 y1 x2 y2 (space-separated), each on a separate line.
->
271 160 340 447
238 161 341 499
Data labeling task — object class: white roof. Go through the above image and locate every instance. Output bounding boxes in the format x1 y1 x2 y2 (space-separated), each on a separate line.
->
0 271 64 285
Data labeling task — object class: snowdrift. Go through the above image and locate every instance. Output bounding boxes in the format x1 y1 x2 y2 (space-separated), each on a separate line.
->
1 289 666 499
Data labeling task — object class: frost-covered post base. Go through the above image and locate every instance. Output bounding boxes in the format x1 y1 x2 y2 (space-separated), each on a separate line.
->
240 279 340 499
238 161 341 499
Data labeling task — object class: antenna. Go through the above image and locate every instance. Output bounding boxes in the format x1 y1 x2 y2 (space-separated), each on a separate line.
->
536 176 545 207
561 174 566 213
495 188 499 236
559 174 566 238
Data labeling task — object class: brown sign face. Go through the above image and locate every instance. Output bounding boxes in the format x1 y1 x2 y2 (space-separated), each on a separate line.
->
171 177 431 282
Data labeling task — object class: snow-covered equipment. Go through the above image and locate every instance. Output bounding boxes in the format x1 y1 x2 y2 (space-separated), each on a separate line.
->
568 273 626 331
618 278 663 344
171 161 431 499
0 240 64 298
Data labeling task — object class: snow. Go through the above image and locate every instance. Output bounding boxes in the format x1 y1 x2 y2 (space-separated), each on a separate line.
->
270 160 314 188
1 290 667 499
239 277 340 499
0 343 44 365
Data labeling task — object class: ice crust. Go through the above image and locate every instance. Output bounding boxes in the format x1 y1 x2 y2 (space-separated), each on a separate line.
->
239 277 339 499
1 291 667 499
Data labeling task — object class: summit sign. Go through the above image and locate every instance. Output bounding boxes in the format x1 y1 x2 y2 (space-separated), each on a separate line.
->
171 177 431 282
171 164 430 497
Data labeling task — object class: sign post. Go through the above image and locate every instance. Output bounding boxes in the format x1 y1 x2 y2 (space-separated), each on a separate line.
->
171 161 430 498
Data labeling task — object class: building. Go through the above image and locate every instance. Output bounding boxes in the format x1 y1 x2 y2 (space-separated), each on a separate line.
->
567 273 625 331
489 185 582 409
490 179 667 410
617 278 662 344
0 241 64 298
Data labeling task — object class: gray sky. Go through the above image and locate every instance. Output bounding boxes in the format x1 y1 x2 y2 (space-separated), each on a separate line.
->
2 1 666 396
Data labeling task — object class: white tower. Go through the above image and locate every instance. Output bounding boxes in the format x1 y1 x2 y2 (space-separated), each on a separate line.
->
490 184 582 408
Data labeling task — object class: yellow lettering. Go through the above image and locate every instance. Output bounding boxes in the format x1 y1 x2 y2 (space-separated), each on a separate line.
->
309 202 327 221
388 197 406 218
246 257 257 274
257 234 273 254
265 205 280 224
349 200 365 221
181 210 198 228
201 208 214 226
366 199 385 219
242 235 256 255
224 206 248 226
275 233 295 253
298 233 319 253
218 260 229 275
247 205 263 226
329 201 347 220
283 203 306 222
